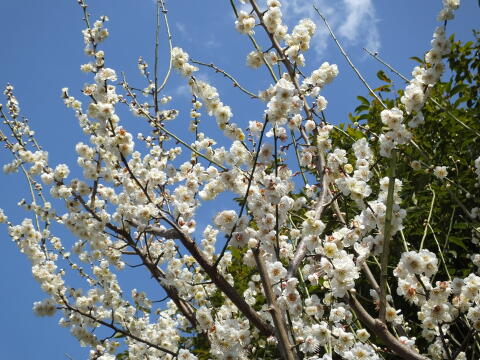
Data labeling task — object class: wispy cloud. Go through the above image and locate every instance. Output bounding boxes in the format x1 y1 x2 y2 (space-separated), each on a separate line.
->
280 0 380 57
204 39 220 48
175 21 220 48
176 22 186 34
175 84 190 98
175 22 192 42
338 0 380 51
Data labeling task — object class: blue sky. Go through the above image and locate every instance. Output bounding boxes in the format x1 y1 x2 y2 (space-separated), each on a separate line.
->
0 0 478 359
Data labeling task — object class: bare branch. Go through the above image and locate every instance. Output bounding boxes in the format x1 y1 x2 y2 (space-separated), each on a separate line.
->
139 220 276 337
59 295 178 356
191 60 259 99
253 247 297 360
379 149 397 323
348 293 428 360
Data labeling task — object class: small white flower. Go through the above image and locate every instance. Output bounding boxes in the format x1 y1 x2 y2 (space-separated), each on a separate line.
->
356 329 370 342
433 165 448 180
315 95 328 111
268 261 287 283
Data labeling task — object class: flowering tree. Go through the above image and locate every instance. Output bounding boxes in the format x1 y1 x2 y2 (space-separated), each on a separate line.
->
0 0 478 359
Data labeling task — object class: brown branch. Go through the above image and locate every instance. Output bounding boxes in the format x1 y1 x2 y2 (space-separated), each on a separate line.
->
89 151 102 208
451 328 475 360
126 236 198 328
140 220 276 337
438 323 453 360
287 171 329 280
379 150 397 323
253 247 297 360
361 262 407 337
348 293 428 360
287 240 308 281
190 60 259 99
71 194 197 328
214 115 269 268
126 220 182 240
59 295 177 356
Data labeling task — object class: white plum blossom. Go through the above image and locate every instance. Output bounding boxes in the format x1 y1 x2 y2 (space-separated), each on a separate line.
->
433 165 448 180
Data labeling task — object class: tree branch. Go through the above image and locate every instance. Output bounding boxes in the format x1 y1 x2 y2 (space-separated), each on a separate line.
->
59 295 177 356
348 293 428 360
253 247 297 360
139 220 276 337
379 149 397 323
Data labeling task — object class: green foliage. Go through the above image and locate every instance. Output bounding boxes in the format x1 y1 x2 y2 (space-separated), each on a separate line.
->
333 32 479 355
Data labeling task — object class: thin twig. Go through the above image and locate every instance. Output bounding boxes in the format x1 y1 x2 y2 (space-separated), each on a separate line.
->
154 0 161 113
214 116 269 267
420 186 436 250
122 73 227 170
191 60 259 98
314 6 387 110
229 0 278 82
59 295 178 356
156 0 174 93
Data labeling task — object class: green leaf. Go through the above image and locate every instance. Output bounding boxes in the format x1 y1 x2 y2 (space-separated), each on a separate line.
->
376 70 392 83
454 95 469 107
373 84 392 93
448 236 468 250
356 96 370 105
453 222 470 230
409 56 424 64
450 83 466 96
411 192 418 206
355 104 370 113
356 114 370 121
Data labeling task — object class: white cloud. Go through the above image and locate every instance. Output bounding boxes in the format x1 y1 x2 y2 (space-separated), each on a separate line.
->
175 22 193 42
175 84 190 97
175 21 220 48
176 22 186 34
280 0 381 57
338 0 380 50
205 39 220 48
